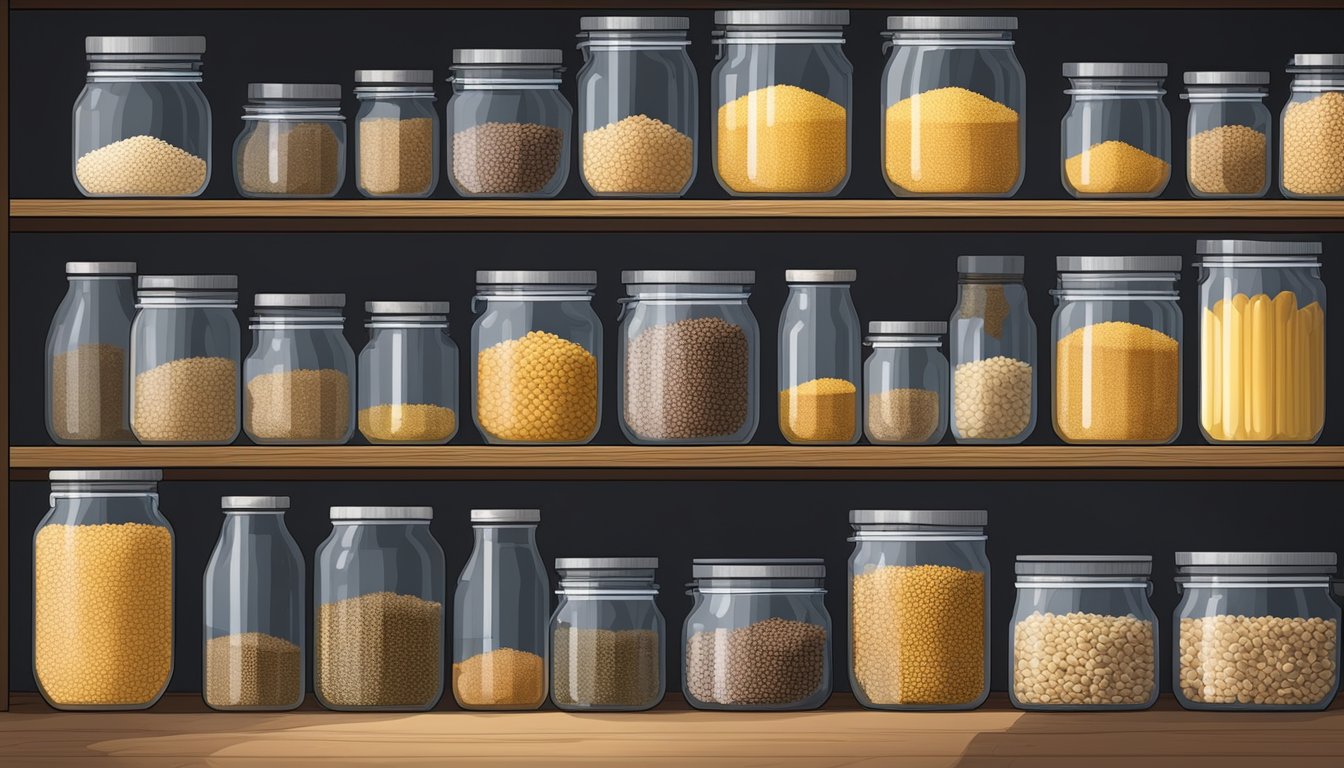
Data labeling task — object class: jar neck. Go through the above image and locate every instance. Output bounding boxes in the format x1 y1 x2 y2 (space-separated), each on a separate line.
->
850 526 986 542
716 28 845 45
243 101 344 121
222 511 288 537
50 489 160 524
86 56 203 82
866 335 943 349
579 31 691 51
451 65 564 90
251 307 345 330
958 273 1024 286
1067 77 1166 98
473 524 537 549
137 291 238 309
1053 272 1180 300
1290 67 1344 91
1182 86 1267 103
885 30 1014 47
355 87 436 100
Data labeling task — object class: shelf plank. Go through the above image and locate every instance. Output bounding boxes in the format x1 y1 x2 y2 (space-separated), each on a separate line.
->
12 0 1344 8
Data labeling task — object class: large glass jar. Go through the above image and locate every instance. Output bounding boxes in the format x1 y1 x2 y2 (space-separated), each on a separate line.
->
684 559 832 711
34 470 172 710
1196 239 1326 444
203 496 304 711
712 10 852 197
1062 63 1171 198
881 16 1024 198
779 269 860 445
1182 71 1272 198
620 270 759 444
863 321 948 445
471 271 600 445
354 69 439 198
453 509 549 711
358 301 458 445
1281 54 1344 198
314 506 445 711
577 17 696 197
1051 256 1183 445
1174 552 1340 711
848 509 989 711
233 83 346 198
46 262 137 444
73 36 210 197
949 256 1036 444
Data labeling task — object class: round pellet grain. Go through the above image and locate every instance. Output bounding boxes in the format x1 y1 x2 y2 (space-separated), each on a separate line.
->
1013 612 1156 707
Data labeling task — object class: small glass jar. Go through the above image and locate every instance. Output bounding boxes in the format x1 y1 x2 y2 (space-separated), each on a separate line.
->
354 70 439 198
203 496 304 711
471 271 601 445
453 509 549 711
233 83 346 198
848 509 989 711
712 10 852 197
949 256 1036 444
1182 71 1272 198
1051 256 1183 445
1010 555 1158 711
881 16 1025 198
243 294 356 445
684 559 832 711
1196 239 1327 444
1174 552 1341 711
314 506 445 711
1061 63 1171 198
34 470 172 710
130 275 240 445
46 262 137 444
550 557 665 712
73 36 211 198
1282 54 1344 198
863 321 948 445
779 269 860 445
358 302 458 445
577 17 697 198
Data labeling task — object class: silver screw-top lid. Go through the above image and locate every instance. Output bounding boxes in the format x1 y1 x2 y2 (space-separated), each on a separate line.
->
868 321 946 335
471 509 541 523
556 557 659 570
887 16 1017 31
1064 62 1167 78
222 496 290 511
957 255 1023 275
254 293 346 308
248 83 341 100
366 301 450 315
475 270 597 286
355 69 433 84
49 469 163 482
331 506 433 521
67 262 136 275
1016 555 1152 578
715 10 849 26
850 509 988 527
1196 239 1323 256
138 275 237 290
86 36 206 54
453 49 563 66
1184 71 1270 86
1056 256 1183 272
1176 551 1338 578
785 269 857 283
581 16 690 31
622 270 756 284
1293 53 1344 67
692 558 826 579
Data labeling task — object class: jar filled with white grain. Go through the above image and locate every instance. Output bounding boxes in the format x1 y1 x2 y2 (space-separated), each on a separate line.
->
949 256 1036 444
354 70 439 198
863 321 948 445
233 83 347 198
1281 54 1344 199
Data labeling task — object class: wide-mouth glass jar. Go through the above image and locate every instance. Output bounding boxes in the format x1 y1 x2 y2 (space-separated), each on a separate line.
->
233 83 346 198
863 321 948 445
949 256 1036 444
1061 63 1171 198
1281 54 1344 198
779 269 860 445
46 262 137 444
354 70 439 198
1182 71 1272 198
358 301 458 445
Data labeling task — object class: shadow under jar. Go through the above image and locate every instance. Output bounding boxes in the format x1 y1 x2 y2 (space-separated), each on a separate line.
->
354 69 439 199
779 269 861 445
233 83 346 199
358 302 459 445
1281 54 1344 199
949 256 1036 444
1181 71 1272 199
1061 63 1171 198
863 321 948 446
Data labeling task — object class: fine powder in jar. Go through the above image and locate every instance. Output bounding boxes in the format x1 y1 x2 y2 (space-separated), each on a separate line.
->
1065 140 1170 195
359 403 457 444
238 122 342 196
453 648 547 708
358 117 434 196
624 316 751 441
884 86 1020 195
685 617 827 706
1179 615 1338 706
245 369 351 442
452 122 564 195
1055 321 1180 443
1282 91 1344 196
867 388 941 443
476 331 599 443
552 626 661 708
50 343 133 442
1188 124 1268 195
717 84 847 194
582 114 694 194
316 591 442 708
1013 612 1156 707
75 135 207 196
779 377 857 443
952 356 1033 440
205 632 302 709
133 356 238 443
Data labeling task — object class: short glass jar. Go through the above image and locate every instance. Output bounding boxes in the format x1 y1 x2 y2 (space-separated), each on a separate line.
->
779 269 861 445
354 69 439 198
1182 71 1272 198
1061 63 1171 198
863 321 948 445
1281 54 1344 198
233 83 346 198
358 301 458 445
46 262 137 444
949 256 1036 444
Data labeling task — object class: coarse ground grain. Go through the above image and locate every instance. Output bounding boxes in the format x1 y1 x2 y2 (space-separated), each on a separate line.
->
552 626 661 708
205 632 302 709
75 135 207 197
358 403 456 444
476 331 599 443
1179 615 1338 706
952 356 1033 441
959 283 1010 339
1188 124 1268 195
452 121 564 195
623 316 750 441
851 564 985 706
316 591 442 709
132 356 238 443
245 368 351 442
778 377 857 444
582 114 694 195
358 117 434 196
717 84 847 194
237 122 342 196
1065 140 1170 195
1282 91 1344 196
685 617 827 707
1013 612 1156 707
884 87 1020 195
866 387 941 444
1055 321 1180 443
452 648 547 709
34 522 173 707
50 343 133 442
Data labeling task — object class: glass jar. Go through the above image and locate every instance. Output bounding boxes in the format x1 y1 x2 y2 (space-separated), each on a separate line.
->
863 321 948 445
243 294 356 445
130 275 240 445
577 17 697 198
354 70 439 198
848 509 989 711
1182 71 1272 198
1051 256 1183 445
949 256 1036 444
1009 555 1158 711
881 16 1024 198
358 301 458 445
46 262 137 444
1196 239 1327 444
779 269 860 445
233 83 346 198
314 506 445 711
1174 552 1341 711
73 36 210 198
453 509 549 711
550 557 665 712
1061 63 1171 198
471 271 601 445
684 559 832 711
203 496 304 711
1282 54 1344 198
34 470 172 710
447 49 572 198
711 10 852 196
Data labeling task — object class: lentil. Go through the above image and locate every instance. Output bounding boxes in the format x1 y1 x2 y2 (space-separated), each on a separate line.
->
552 626 661 708
952 356 1033 440
624 316 751 441
1013 612 1156 707
686 617 827 706
238 122 342 196
75 135 207 196
205 632 302 709
1055 321 1180 443
316 591 442 709
717 84 847 194
884 86 1020 195
476 331 599 443
1188 124 1268 196
1179 615 1338 706
779 377 856 443
866 388 940 443
359 403 456 444
452 648 546 708
960 284 1011 339
50 343 132 442
1282 91 1344 196
1065 140 1170 195
358 117 434 196
132 356 238 443
245 368 351 442
452 122 564 195
582 114 694 195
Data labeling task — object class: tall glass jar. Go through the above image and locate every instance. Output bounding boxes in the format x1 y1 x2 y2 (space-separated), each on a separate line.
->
712 10 852 196
46 262 137 444
863 321 948 445
1062 63 1171 198
1182 71 1272 198
358 301 458 445
779 269 860 445
203 496 304 711
34 470 172 710
1281 54 1344 198
233 83 346 198
354 70 439 198
949 256 1036 444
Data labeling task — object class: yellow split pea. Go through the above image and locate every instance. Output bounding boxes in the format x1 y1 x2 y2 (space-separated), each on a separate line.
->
717 84 848 194
476 330 599 443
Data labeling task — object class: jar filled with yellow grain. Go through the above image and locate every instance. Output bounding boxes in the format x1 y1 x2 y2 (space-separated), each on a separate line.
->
779 270 860 445
863 321 948 445
949 256 1036 445
1061 63 1171 198
354 70 439 199
233 84 346 198
1181 72 1272 199
358 302 459 445
1281 54 1344 198
34 469 173 710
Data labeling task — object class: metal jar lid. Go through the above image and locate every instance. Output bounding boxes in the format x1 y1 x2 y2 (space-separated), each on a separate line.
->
581 16 689 31
366 301 450 315
86 36 206 55
887 16 1017 31
692 558 825 579
67 261 136 275
475 270 597 286
1056 256 1183 272
49 469 163 482
957 255 1023 276
868 321 946 336
1016 555 1152 578
850 509 987 527
1184 71 1270 86
453 49 563 66
222 496 290 511
138 274 238 290
331 506 433 521
248 83 341 100
622 270 756 285
1176 551 1338 578
355 69 433 84
1293 53 1344 68
471 508 541 523
255 293 346 308
1196 239 1322 256
715 10 850 27
1064 62 1168 78
556 557 659 570
785 269 856 283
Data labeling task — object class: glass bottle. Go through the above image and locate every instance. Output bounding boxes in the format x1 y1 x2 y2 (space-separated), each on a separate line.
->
1061 63 1171 198
233 83 346 198
778 269 861 445
1182 71 1272 198
863 321 948 445
357 301 459 445
1281 54 1344 199
949 256 1036 444
354 69 439 198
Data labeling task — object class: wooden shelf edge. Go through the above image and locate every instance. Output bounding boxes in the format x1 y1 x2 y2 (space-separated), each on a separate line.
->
13 0 1344 9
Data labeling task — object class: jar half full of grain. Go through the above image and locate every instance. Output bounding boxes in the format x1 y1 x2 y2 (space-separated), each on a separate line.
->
863 321 949 445
1281 54 1344 198
358 302 459 445
1061 63 1171 198
354 70 439 198
1182 71 1272 198
949 256 1037 444
233 83 347 198
779 270 861 445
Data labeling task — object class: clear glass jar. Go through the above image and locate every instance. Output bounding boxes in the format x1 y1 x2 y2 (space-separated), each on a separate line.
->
1196 239 1327 444
447 49 572 198
354 70 439 198
243 294 356 445
881 16 1024 198
949 256 1036 444
34 470 172 710
1182 71 1272 198
1174 552 1341 711
848 509 989 711
358 301 458 445
863 321 948 445
577 17 696 198
684 559 832 711
471 271 600 445
130 275 240 445
1010 555 1158 711
314 506 445 711
1282 54 1344 198
711 10 852 197
73 36 210 198
453 509 549 711
779 269 860 445
1061 63 1171 198
550 557 665 712
233 83 346 198
1051 256 1183 445
203 496 304 711
46 262 137 444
